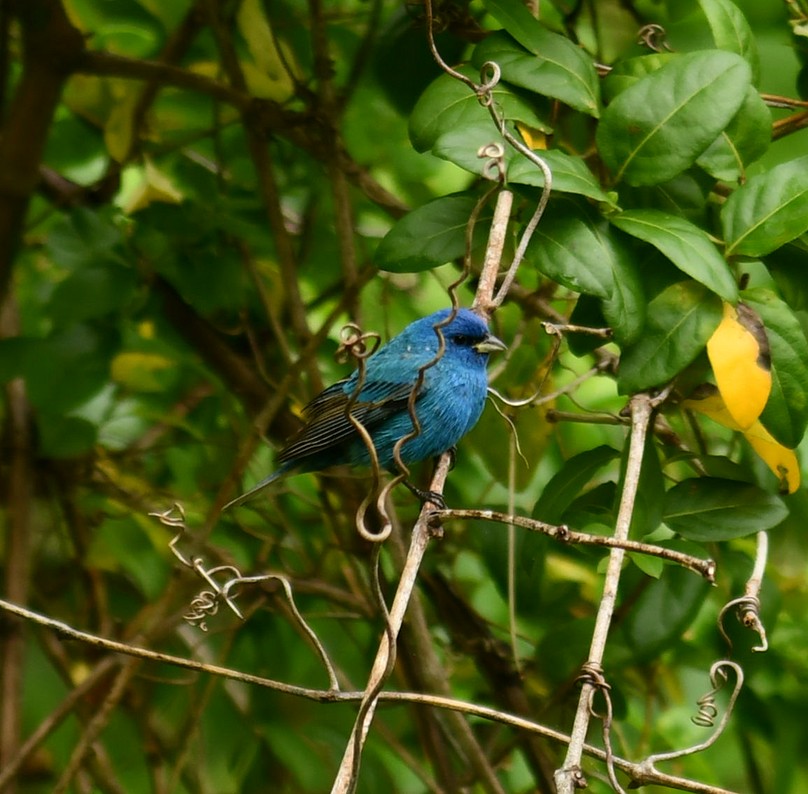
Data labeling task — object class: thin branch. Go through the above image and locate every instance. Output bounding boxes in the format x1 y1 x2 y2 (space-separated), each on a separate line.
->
308 0 360 309
52 659 142 794
0 656 120 791
555 391 663 793
0 0 84 304
387 518 505 792
0 598 740 794
202 0 317 372
0 298 33 794
329 4 545 788
473 189 514 319
0 597 345 701
435 509 715 581
74 53 409 218
75 50 251 110
379 693 741 794
329 453 456 794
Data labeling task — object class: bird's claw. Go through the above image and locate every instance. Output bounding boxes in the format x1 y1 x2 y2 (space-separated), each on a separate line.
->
403 480 448 510
421 489 447 510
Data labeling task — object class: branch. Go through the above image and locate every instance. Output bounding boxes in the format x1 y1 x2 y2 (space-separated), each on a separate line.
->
0 299 34 791
0 597 740 794
555 391 662 793
74 51 408 218
0 0 84 304
435 509 716 581
0 656 120 790
329 454 459 793
389 524 505 791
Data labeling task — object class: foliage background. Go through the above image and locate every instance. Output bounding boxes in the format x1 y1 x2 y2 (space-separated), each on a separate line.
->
1 0 808 792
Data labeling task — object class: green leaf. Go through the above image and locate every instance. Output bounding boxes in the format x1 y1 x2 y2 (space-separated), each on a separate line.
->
722 155 808 256
699 0 761 84
376 194 491 273
618 281 722 393
45 207 126 270
429 121 512 175
695 87 771 181
526 200 644 342
610 209 738 301
509 148 611 203
533 445 619 523
622 565 711 660
481 0 550 53
600 237 645 345
663 477 788 540
567 295 608 357
88 516 170 600
38 414 98 458
619 172 712 223
766 245 808 312
50 265 138 326
23 324 116 414
744 288 808 448
597 51 752 185
525 203 612 298
472 30 600 117
0 338 29 384
601 53 675 104
409 65 550 156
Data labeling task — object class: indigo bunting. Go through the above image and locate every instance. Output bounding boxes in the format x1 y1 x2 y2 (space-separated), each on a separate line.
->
225 308 505 509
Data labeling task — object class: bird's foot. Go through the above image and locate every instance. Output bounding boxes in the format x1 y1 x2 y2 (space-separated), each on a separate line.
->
445 446 457 471
402 480 448 510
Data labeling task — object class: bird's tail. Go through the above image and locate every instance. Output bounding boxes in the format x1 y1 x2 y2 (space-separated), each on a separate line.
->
223 467 286 511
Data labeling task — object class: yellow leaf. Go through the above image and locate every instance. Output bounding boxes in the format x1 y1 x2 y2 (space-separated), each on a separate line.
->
236 0 297 102
112 351 174 392
103 81 141 162
682 385 737 427
516 122 548 150
123 159 184 214
743 421 800 494
706 301 771 429
684 386 800 494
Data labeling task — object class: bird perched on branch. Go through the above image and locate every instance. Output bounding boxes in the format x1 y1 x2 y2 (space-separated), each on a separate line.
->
225 308 506 509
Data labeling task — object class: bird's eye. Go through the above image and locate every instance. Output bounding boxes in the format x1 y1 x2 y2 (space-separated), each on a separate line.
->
452 334 470 346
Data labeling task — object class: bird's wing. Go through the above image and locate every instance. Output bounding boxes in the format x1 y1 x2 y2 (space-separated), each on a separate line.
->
278 378 422 464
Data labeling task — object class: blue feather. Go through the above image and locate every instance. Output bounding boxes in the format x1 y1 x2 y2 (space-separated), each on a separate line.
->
225 308 505 509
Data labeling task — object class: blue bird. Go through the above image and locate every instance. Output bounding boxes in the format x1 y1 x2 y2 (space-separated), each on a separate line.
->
225 308 506 509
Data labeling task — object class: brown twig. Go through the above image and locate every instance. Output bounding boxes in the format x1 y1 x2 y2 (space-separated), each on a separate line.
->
0 299 34 794
309 0 360 313
202 0 317 375
0 0 84 305
52 659 142 794
387 518 506 792
0 655 120 791
435 509 716 581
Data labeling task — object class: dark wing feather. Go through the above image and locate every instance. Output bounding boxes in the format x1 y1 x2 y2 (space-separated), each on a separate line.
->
278 379 420 464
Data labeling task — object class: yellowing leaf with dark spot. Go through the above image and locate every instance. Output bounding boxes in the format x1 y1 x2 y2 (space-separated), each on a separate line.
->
683 386 800 494
706 301 770 429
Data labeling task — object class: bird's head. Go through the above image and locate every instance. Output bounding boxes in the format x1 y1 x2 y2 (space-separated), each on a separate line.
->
427 308 507 362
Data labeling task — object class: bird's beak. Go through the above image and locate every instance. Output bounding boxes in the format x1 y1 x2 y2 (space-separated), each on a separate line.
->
474 333 507 354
